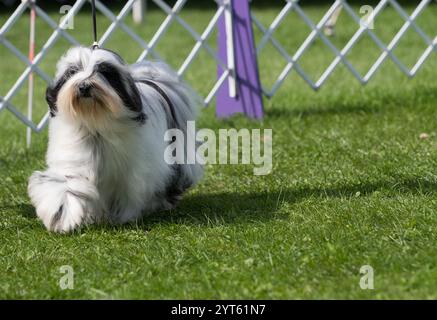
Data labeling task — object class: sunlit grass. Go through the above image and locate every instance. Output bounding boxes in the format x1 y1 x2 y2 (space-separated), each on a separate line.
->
1 2 437 299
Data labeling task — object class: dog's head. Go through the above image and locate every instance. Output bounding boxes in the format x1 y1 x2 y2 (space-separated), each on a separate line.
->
46 46 145 128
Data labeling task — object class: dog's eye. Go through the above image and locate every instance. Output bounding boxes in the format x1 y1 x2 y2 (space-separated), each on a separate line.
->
65 66 79 78
53 66 80 90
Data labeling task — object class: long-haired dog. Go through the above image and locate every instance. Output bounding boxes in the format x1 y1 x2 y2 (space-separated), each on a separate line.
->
28 46 203 233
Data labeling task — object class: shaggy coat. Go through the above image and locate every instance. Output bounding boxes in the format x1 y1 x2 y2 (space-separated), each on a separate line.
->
28 47 203 232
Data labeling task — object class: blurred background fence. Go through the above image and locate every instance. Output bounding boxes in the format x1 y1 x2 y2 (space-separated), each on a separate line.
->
0 0 436 144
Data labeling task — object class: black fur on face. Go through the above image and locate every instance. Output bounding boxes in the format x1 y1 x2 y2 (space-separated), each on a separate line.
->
95 61 144 117
48 47 146 123
46 65 80 117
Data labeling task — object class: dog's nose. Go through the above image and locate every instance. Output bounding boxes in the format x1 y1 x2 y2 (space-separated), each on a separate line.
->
78 83 92 97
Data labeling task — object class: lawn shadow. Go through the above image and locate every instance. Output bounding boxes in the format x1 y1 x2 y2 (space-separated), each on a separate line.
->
129 175 437 230
11 176 437 232
1 203 35 218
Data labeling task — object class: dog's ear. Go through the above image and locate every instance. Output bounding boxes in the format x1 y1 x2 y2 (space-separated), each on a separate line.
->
46 83 59 117
97 62 144 121
46 84 58 117
124 76 147 124
124 74 143 112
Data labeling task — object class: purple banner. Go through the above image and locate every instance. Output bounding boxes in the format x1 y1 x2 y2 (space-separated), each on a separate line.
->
217 0 264 119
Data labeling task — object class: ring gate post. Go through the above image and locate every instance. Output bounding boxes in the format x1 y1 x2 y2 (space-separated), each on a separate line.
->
216 0 264 119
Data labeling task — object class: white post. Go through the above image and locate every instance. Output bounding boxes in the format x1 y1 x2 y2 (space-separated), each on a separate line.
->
324 5 343 36
133 0 146 24
224 0 237 98
27 0 36 148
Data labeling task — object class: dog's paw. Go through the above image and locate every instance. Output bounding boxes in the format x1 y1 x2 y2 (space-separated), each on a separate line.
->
45 193 88 233
28 171 98 233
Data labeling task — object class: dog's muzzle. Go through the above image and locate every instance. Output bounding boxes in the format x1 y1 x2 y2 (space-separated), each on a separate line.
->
78 83 92 98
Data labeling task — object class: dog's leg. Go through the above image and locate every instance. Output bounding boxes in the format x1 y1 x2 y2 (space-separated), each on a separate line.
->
28 171 100 233
114 206 143 224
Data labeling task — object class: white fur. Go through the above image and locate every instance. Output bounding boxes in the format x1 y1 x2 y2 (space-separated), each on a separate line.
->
28 47 203 233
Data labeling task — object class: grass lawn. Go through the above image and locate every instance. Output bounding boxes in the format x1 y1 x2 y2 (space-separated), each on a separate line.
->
1 2 437 299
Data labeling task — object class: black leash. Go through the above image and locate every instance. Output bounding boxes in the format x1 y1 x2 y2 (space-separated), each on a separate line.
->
91 0 99 49
88 2 176 130
137 79 179 129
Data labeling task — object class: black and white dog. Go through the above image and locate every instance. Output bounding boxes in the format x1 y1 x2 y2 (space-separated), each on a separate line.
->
28 46 203 232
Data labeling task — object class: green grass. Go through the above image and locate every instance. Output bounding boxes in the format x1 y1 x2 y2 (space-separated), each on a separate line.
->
1 3 437 299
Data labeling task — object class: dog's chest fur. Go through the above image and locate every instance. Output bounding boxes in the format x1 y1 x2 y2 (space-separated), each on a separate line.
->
87 129 150 214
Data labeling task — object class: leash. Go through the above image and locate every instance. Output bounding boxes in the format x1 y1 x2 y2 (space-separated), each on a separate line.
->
88 2 176 130
91 0 99 49
136 79 179 130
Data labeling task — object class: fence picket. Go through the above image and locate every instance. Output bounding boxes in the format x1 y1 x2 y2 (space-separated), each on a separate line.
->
0 0 435 135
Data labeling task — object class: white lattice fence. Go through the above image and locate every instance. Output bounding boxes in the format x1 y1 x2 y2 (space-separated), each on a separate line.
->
253 0 437 96
0 0 436 137
0 0 231 135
